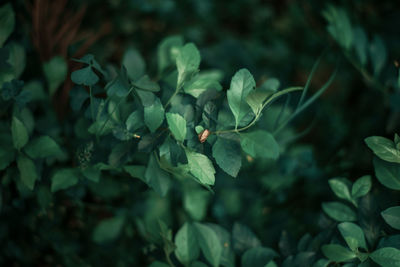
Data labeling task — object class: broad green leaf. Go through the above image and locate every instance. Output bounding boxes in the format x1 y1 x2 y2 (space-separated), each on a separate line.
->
365 136 400 164
353 27 368 66
381 206 400 230
126 110 144 132
321 244 356 262
322 202 357 222
186 150 215 185
246 89 273 115
240 130 279 159
93 216 124 243
122 48 145 81
241 247 278 267
51 169 78 193
338 222 367 251
0 3 15 47
370 247 400 267
184 188 210 221
351 175 372 198
134 75 160 92
24 136 63 159
43 56 67 96
373 157 400 190
227 69 255 127
157 35 183 75
176 43 201 88
232 223 262 254
17 154 38 190
81 167 100 183
207 224 235 267
145 154 171 196
11 116 29 150
166 112 187 142
329 178 352 202
212 135 242 177
124 165 146 182
369 36 387 77
71 66 99 86
194 222 222 267
175 223 200 265
144 98 165 133
184 73 222 98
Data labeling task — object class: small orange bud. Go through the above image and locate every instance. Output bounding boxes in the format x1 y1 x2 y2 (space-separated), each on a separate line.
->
198 129 210 143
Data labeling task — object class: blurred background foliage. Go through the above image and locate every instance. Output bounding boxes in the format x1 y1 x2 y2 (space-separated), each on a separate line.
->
1 0 400 266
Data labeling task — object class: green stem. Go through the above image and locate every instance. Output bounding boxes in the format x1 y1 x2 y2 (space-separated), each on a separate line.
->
164 84 183 109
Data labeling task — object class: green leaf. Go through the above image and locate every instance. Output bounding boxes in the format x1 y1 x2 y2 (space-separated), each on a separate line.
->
126 110 144 132
265 261 278 267
157 35 183 75
17 154 38 190
241 247 278 267
144 98 165 133
149 261 170 267
194 222 223 267
369 35 387 77
184 72 222 98
370 247 400 267
105 67 130 97
0 3 15 47
6 42 26 79
321 244 357 262
11 116 29 150
184 188 210 221
338 222 367 251
122 48 145 81
227 68 255 127
174 223 200 265
246 89 273 115
43 56 67 96
93 216 124 244
351 175 372 198
381 206 400 230
373 157 400 190
51 169 78 193
185 150 216 185
232 223 262 254
329 178 352 202
323 5 353 50
212 135 242 177
365 136 400 164
176 43 201 88
195 125 204 134
145 154 171 196
353 27 368 66
71 66 99 86
240 130 279 159
134 75 160 92
322 202 357 222
124 165 146 182
166 112 187 142
24 136 63 159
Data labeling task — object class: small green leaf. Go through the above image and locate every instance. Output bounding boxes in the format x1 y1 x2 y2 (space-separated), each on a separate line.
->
175 223 200 265
24 136 63 159
370 247 400 267
157 35 183 75
328 178 352 202
365 136 400 164
381 206 400 230
71 66 99 86
351 175 372 198
124 165 146 182
322 202 357 222
240 130 279 159
176 43 201 88
93 216 124 244
241 247 278 267
17 154 38 190
194 222 223 267
373 157 400 190
212 135 242 177
105 67 130 97
369 35 387 77
166 112 187 142
43 56 67 96
338 222 367 251
232 223 262 254
11 116 29 150
144 98 165 133
227 68 255 127
134 75 160 92
195 125 204 134
122 48 145 81
51 169 78 193
321 244 357 262
126 110 144 132
246 89 273 115
0 3 15 47
184 73 222 98
145 154 171 196
323 5 353 50
185 150 216 185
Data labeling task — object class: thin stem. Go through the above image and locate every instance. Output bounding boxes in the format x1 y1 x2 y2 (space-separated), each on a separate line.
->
165 248 175 267
164 84 183 109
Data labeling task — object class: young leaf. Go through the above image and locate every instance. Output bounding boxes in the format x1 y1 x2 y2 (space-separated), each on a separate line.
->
92 216 124 244
365 136 400 164
227 68 255 128
328 178 352 202
24 136 63 159
369 35 387 77
71 66 99 86
338 222 367 251
174 223 200 265
212 135 242 177
0 3 15 47
322 202 357 222
166 112 187 142
145 154 171 196
144 98 165 133
176 43 201 88
185 150 216 185
240 130 279 159
381 206 400 230
17 154 38 190
321 244 357 262
43 56 67 96
51 169 78 193
370 247 400 266
373 157 400 190
351 175 372 198
11 116 29 150
194 222 222 267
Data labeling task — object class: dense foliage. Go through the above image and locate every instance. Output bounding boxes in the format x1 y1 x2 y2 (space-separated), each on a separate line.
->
1 0 400 266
